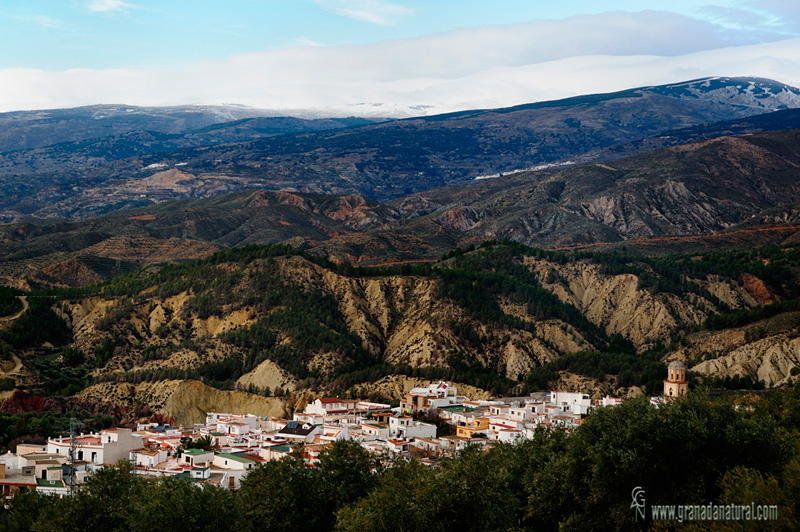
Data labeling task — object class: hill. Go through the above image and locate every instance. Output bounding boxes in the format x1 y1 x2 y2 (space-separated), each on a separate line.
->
0 189 398 288
1 77 798 220
3 241 800 420
317 128 800 262
3 127 800 286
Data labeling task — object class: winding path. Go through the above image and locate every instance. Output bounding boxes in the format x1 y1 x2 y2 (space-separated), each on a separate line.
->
0 296 28 377
0 295 28 323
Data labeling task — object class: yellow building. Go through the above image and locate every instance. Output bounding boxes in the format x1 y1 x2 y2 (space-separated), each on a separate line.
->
456 417 490 438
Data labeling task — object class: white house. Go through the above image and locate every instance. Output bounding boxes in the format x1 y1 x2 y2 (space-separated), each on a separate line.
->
494 428 524 443
212 453 258 489
319 425 350 442
490 417 525 434
507 405 535 422
361 422 390 440
401 382 458 414
259 443 293 462
293 412 325 426
180 448 215 468
48 428 142 466
599 396 623 407
389 416 437 440
275 421 322 444
550 391 592 416
129 447 169 469
305 398 359 417
385 440 409 453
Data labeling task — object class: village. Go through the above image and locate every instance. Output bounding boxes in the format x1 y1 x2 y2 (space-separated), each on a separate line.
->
0 362 688 499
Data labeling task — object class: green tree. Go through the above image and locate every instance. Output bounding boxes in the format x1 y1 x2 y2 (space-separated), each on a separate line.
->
183 434 216 451
0 489 59 532
319 439 382 507
239 454 332 532
125 478 241 532
335 458 437 532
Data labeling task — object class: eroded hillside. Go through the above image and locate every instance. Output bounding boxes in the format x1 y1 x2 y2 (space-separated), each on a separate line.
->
4 241 797 420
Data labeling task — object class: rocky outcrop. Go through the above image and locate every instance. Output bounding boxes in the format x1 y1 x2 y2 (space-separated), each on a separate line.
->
692 334 800 386
526 256 727 348
236 359 297 392
192 308 255 338
46 250 788 416
78 379 286 425
281 256 566 373
77 380 183 411
670 312 800 386
436 207 484 231
741 273 779 305
163 380 285 425
697 274 759 309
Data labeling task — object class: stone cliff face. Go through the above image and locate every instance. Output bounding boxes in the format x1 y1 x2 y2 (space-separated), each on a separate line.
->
77 379 286 425
671 312 800 385
524 257 738 348
280 256 589 377
163 380 286 425
693 334 800 386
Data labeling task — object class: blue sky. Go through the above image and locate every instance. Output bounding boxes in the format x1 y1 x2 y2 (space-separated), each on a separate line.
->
3 0 796 70
1 0 799 113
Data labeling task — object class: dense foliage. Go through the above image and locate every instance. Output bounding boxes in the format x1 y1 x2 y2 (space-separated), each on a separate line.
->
0 287 22 318
3 387 800 531
704 297 800 330
524 346 669 394
0 297 70 351
0 407 114 453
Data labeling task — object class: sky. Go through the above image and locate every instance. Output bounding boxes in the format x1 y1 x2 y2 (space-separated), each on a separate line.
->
2 0 800 115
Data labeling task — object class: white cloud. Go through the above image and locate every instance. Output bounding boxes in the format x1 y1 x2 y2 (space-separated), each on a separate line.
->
700 1 800 34
751 0 800 31
15 14 64 29
311 0 412 25
87 0 134 14
0 11 798 115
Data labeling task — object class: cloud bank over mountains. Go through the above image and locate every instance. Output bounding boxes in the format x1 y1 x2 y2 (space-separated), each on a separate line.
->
1 10 799 116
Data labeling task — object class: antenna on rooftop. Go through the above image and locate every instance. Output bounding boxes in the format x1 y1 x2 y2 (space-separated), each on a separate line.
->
130 450 138 479
68 418 84 497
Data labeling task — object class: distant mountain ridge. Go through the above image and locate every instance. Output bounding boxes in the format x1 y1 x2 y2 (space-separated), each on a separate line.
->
0 104 388 153
1 77 799 221
647 77 800 110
